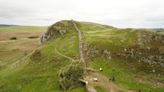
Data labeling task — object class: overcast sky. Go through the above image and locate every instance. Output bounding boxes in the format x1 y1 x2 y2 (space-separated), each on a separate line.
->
0 0 164 28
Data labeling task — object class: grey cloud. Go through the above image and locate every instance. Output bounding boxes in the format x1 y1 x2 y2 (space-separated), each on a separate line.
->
0 5 36 19
0 0 163 28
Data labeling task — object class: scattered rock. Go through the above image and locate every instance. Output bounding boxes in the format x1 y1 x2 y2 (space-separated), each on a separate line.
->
99 68 103 71
93 78 98 82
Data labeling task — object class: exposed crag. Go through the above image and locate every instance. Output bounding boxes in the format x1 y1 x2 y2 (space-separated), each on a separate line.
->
40 20 77 43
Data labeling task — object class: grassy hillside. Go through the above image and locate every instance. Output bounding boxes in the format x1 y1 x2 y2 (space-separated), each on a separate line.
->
0 26 46 82
0 21 163 92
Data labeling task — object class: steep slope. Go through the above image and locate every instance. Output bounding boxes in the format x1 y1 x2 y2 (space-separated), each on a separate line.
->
0 20 163 92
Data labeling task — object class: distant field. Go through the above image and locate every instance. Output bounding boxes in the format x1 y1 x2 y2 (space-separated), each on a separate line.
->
0 26 47 41
0 26 47 75
0 26 47 32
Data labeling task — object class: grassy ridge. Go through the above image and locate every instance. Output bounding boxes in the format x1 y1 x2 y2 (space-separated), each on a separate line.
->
0 31 80 92
0 20 163 92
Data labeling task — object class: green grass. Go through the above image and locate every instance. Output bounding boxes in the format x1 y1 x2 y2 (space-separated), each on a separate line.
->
0 20 163 92
0 31 84 92
84 28 137 52
89 58 164 92
0 26 47 32
95 86 109 92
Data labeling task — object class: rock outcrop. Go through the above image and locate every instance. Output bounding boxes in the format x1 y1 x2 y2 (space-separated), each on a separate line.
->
137 31 164 46
40 20 76 43
117 31 164 74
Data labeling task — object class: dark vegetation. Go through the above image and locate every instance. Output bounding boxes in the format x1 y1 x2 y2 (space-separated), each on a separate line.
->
10 37 17 40
58 62 85 91
28 36 39 39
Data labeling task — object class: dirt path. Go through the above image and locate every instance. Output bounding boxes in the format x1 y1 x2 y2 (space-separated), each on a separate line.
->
0 40 17 43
